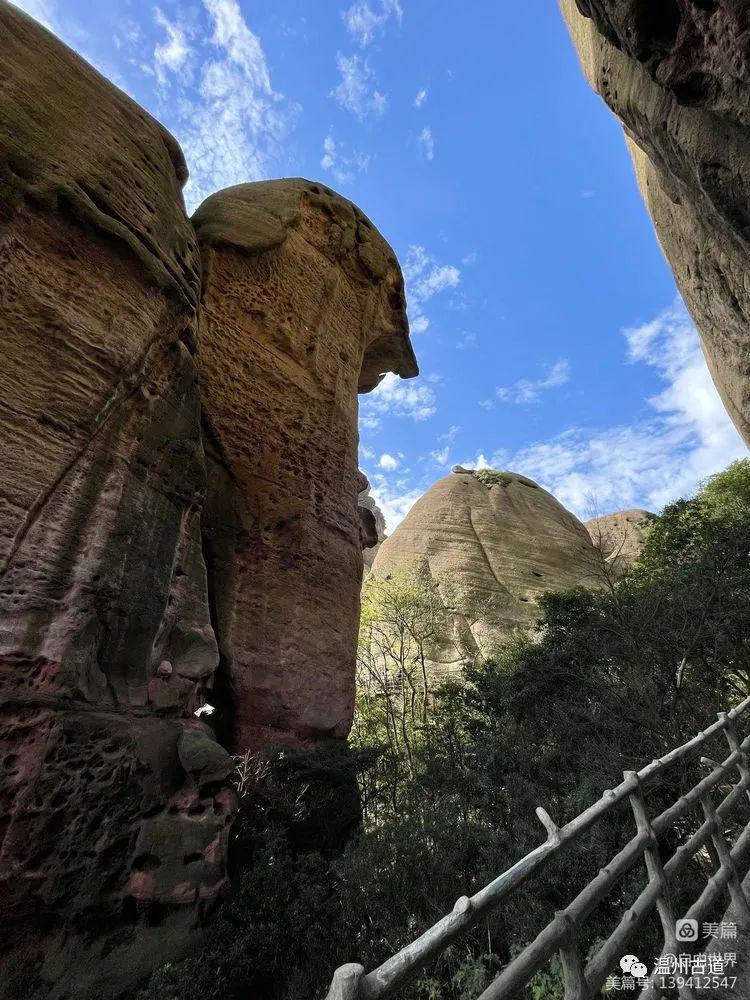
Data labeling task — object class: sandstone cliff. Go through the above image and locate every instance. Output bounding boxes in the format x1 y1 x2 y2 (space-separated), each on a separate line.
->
0 6 234 993
192 178 416 751
560 0 750 446
586 508 651 575
0 4 416 995
369 468 604 672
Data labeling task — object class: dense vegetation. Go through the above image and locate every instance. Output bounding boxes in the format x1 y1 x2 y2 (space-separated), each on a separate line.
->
142 460 750 1000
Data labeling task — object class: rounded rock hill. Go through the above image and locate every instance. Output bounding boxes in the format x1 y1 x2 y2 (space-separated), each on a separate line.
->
369 467 606 672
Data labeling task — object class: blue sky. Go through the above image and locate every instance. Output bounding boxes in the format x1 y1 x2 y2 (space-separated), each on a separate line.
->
18 0 747 530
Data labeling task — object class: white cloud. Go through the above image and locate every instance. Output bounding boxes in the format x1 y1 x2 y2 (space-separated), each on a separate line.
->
320 132 371 184
427 424 460 468
331 52 387 119
342 0 402 46
367 475 423 532
360 445 375 460
170 0 296 212
379 453 399 470
496 359 570 404
417 125 434 161
154 8 192 84
402 245 461 335
361 371 437 423
414 87 428 108
470 301 747 518
457 331 477 350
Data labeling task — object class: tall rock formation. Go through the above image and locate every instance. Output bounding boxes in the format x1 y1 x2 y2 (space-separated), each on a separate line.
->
0 6 234 995
586 508 651 574
369 468 604 673
560 0 750 446
0 5 417 995
192 179 416 751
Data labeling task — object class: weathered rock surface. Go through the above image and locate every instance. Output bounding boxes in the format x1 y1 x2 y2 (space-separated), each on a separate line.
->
370 469 603 673
586 508 651 574
0 6 236 995
193 178 417 751
0 4 417 993
359 477 387 576
560 0 750 446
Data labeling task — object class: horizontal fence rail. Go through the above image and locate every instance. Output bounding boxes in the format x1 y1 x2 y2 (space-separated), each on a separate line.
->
325 695 750 1000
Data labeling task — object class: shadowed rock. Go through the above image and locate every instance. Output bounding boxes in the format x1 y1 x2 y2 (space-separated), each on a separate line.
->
560 0 750 446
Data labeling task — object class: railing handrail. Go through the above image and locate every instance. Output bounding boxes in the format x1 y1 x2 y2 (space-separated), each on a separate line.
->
325 693 750 1000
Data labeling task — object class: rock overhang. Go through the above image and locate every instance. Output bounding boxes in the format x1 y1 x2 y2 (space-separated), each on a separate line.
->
191 177 418 393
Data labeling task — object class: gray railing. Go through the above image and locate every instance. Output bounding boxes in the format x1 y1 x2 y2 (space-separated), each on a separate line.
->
326 695 750 1000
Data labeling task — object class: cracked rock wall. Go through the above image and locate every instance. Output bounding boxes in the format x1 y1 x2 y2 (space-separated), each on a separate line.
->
560 0 750 446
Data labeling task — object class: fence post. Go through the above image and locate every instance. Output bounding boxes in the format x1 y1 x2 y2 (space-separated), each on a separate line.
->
555 911 587 1000
700 791 750 923
325 964 366 1000
626 772 678 946
625 771 699 1000
719 711 750 808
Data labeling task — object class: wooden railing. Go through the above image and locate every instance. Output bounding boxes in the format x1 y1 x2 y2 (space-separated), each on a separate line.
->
325 695 750 1000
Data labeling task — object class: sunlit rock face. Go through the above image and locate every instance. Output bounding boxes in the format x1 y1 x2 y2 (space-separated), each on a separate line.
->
370 468 604 677
192 178 417 751
560 0 750 446
586 509 651 575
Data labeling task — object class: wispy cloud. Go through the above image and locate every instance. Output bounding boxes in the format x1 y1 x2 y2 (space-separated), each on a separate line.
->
403 245 461 334
456 331 477 350
417 125 434 160
154 8 192 84
320 132 370 183
163 0 296 212
429 425 460 467
468 301 747 517
361 371 437 426
496 359 570 405
379 452 400 470
414 87 428 108
331 52 386 118
366 475 423 533
342 0 402 46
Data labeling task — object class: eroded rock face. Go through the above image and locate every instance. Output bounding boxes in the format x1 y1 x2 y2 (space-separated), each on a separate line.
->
358 475 387 576
586 508 651 574
370 469 604 675
0 6 417 992
192 179 417 750
0 5 233 995
560 0 750 445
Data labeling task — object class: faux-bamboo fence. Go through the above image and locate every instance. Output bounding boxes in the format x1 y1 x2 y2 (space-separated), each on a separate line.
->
325 695 750 1000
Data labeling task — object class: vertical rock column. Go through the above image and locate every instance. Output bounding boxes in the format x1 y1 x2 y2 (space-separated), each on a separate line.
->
0 5 233 996
193 179 417 750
